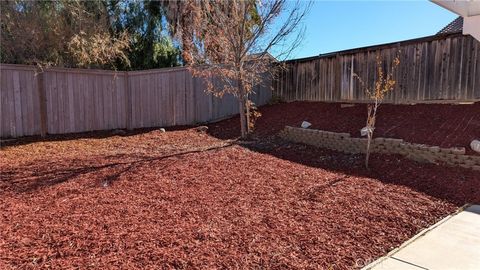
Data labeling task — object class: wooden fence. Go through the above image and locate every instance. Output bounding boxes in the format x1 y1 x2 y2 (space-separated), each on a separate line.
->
0 64 271 138
274 33 480 103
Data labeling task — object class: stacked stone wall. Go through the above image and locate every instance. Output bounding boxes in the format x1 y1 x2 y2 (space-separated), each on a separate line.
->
280 126 480 171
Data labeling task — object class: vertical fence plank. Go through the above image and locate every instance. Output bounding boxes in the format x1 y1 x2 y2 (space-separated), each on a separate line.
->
36 71 48 136
106 75 114 130
19 71 30 135
5 71 17 137
0 69 3 137
155 71 162 126
66 73 74 133
124 72 132 130
85 73 93 131
0 69 5 137
157 73 164 126
474 41 480 98
111 75 118 129
29 70 40 135
12 71 23 137
115 74 124 128
56 72 65 134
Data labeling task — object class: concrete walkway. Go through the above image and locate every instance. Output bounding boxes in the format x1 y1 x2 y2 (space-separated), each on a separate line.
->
364 205 480 270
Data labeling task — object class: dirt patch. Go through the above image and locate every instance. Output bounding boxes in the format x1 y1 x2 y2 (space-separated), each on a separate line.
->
1 126 479 269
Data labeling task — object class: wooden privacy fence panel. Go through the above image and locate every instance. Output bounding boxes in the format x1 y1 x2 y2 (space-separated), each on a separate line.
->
0 64 271 138
44 70 128 135
275 33 480 103
0 68 41 137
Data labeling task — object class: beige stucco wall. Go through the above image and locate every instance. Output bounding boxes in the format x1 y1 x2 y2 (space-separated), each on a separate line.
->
464 15 480 42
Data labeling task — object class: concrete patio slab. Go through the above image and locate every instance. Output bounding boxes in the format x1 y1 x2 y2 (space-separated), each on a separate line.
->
365 205 480 270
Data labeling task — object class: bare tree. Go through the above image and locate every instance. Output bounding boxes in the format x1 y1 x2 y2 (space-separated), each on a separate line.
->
165 0 310 138
354 54 400 169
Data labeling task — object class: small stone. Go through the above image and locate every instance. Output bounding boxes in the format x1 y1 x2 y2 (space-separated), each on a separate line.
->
360 127 373 137
159 128 166 133
196 126 209 132
301 121 311 129
471 139 480 154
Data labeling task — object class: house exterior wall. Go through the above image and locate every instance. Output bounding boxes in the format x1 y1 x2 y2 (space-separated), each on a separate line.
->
463 15 480 42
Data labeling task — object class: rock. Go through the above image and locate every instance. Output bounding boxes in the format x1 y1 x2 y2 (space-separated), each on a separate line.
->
360 127 373 137
196 126 209 132
471 139 480 153
111 129 126 136
301 121 311 129
159 128 166 133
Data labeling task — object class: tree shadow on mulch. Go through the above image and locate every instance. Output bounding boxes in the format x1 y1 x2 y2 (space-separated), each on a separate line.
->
0 126 194 149
238 137 480 207
0 144 233 195
206 111 480 207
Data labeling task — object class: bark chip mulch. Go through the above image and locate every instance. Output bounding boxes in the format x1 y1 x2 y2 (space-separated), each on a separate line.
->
208 101 480 154
1 109 479 269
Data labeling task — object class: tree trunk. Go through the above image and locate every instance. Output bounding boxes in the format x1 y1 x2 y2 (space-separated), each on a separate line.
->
365 103 378 169
238 97 247 138
365 131 372 169
237 71 248 138
245 96 251 134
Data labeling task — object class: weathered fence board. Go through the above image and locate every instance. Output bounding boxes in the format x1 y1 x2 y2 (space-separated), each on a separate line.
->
275 33 480 103
0 64 271 138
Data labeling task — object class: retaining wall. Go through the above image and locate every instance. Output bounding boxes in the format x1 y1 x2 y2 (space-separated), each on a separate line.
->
280 126 480 171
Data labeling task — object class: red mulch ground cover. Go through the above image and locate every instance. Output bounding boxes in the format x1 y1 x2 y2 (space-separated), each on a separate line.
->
1 102 479 269
208 101 480 154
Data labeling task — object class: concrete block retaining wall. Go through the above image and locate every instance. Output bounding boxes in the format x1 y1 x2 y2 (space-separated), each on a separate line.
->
280 126 480 171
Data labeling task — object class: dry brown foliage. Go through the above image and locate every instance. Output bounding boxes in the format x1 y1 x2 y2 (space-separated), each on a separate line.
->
68 31 130 68
0 0 130 69
165 0 310 137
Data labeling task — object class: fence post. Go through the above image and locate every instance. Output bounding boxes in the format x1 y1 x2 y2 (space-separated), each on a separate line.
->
36 69 48 137
349 55 354 100
124 71 133 130
335 53 341 100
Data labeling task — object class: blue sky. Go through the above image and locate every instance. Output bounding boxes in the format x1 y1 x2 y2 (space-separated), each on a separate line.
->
286 0 457 59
